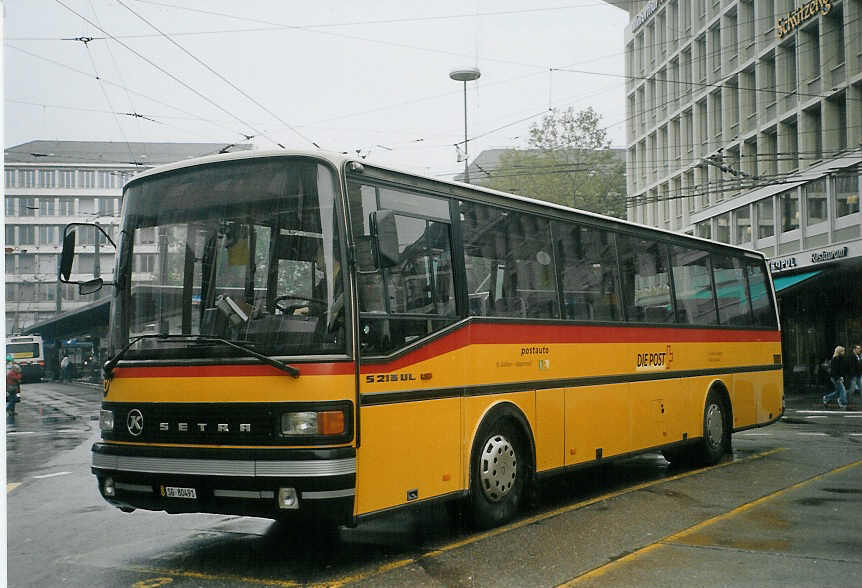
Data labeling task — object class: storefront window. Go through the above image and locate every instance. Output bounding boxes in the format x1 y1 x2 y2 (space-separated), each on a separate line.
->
804 179 827 225
756 198 774 238
696 221 712 239
733 205 751 244
715 212 730 243
779 190 799 232
834 173 859 217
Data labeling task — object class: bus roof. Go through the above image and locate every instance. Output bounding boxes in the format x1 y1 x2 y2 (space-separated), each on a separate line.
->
125 148 766 260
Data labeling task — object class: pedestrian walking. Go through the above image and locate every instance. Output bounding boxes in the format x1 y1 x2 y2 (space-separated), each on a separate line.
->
60 353 71 383
823 345 850 409
7 360 22 421
847 344 862 403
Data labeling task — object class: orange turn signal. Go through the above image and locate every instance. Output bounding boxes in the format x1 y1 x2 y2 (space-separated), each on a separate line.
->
318 411 345 435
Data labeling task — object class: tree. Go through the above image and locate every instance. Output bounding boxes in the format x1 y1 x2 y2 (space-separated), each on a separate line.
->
481 107 627 219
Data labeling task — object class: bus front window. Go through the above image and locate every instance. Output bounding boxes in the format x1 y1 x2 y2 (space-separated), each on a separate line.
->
115 158 346 359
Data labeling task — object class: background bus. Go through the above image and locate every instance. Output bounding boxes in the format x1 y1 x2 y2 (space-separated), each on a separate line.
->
6 334 45 382
61 151 782 530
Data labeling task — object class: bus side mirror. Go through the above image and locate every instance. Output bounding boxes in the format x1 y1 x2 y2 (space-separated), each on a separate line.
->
79 278 104 295
59 230 76 282
371 210 400 268
59 222 117 289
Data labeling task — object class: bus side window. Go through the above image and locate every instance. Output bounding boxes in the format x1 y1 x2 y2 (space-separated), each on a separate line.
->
348 181 457 354
711 254 752 326
554 221 622 322
746 261 777 327
617 235 674 323
461 201 559 319
670 245 718 325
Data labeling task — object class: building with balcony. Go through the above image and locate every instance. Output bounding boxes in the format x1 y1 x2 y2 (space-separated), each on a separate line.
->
4 140 251 336
602 0 862 387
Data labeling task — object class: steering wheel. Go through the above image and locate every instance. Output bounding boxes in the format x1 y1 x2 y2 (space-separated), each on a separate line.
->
274 295 327 315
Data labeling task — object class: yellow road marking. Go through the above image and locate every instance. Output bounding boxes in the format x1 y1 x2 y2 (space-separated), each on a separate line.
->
558 457 862 586
321 448 786 588
133 578 173 588
104 449 786 588
7 483 21 493
126 567 300 587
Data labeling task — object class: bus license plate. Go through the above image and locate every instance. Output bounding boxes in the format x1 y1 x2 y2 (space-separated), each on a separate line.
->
163 486 197 499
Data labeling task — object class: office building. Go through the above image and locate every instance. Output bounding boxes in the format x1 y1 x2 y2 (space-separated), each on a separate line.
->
602 0 862 387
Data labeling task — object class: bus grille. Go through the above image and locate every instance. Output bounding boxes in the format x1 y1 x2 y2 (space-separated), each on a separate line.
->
101 402 351 446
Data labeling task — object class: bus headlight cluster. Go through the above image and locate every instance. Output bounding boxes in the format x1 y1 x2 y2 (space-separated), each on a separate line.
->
280 410 345 436
99 410 115 432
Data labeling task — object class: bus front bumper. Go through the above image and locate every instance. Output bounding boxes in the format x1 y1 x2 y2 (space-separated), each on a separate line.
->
91 442 355 524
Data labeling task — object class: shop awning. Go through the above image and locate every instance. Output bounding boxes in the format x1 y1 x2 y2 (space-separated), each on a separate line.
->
773 270 822 292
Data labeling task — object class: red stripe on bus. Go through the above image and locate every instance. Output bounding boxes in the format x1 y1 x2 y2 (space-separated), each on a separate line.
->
113 324 778 378
359 323 780 373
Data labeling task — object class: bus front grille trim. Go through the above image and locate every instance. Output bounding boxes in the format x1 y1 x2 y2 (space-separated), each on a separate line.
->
92 453 356 477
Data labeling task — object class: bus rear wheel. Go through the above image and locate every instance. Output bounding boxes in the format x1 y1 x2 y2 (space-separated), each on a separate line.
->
469 418 526 529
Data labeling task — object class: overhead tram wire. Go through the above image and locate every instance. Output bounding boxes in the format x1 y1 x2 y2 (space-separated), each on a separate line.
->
551 62 862 105
41 2 848 177
5 98 241 144
53 0 281 150
5 44 253 142
13 5 845 80
423 24 857 179
116 0 316 149
132 0 615 30
72 35 137 165
101 1 545 71
86 0 145 139
465 142 862 185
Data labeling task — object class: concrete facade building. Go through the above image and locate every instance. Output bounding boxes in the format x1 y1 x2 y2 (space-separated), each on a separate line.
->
4 141 251 334
603 0 862 388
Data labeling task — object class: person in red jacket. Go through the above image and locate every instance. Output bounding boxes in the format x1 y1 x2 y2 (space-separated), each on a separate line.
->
7 360 23 418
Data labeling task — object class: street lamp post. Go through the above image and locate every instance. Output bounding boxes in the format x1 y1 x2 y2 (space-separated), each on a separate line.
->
449 67 481 184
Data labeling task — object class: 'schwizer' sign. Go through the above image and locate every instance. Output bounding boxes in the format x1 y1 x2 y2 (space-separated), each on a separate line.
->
777 0 832 39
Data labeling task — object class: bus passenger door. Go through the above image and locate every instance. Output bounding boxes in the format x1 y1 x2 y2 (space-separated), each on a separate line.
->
346 180 462 516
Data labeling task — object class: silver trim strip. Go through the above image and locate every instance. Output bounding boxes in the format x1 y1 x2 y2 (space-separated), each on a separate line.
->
115 482 152 493
213 489 275 499
302 489 356 500
92 453 356 478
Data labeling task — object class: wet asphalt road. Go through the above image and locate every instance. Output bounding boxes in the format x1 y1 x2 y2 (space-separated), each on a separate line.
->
6 383 862 587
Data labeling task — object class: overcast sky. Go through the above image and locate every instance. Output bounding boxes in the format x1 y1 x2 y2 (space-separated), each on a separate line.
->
4 0 629 179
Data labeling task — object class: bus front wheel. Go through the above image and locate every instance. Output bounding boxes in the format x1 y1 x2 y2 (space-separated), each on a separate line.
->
699 391 730 465
469 418 527 529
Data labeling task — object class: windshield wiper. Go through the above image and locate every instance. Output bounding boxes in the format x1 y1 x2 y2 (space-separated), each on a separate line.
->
103 334 300 379
191 336 300 378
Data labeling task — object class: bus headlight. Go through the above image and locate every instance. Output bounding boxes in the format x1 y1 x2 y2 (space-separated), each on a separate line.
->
99 410 115 432
280 410 345 436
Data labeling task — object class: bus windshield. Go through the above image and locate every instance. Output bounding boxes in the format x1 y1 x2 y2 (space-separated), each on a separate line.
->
113 157 347 359
7 342 40 359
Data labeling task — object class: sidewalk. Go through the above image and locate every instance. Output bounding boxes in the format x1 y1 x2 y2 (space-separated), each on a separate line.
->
784 385 862 411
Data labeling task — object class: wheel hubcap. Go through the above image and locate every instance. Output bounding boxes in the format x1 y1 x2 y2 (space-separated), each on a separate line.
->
705 403 724 450
479 434 517 502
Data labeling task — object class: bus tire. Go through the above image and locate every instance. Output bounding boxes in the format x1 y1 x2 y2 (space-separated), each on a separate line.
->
699 390 730 465
469 417 527 530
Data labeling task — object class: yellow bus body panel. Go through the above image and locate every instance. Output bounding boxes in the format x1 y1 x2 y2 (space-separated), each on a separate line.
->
105 374 355 404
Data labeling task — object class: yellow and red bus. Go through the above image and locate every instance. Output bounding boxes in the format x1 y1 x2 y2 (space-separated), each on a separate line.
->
59 150 782 529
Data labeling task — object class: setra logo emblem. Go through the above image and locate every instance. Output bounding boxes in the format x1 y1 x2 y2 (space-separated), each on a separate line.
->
126 409 144 437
